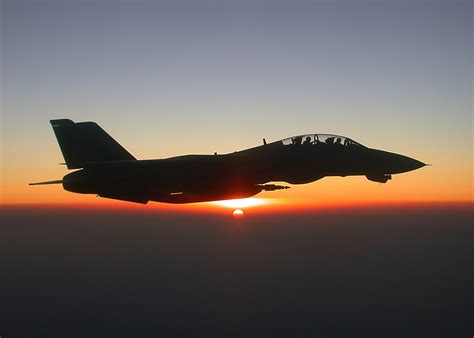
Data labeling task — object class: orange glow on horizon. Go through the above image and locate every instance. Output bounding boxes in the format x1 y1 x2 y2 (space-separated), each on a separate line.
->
2 170 472 214
212 198 269 209
6 166 472 208
2 200 472 217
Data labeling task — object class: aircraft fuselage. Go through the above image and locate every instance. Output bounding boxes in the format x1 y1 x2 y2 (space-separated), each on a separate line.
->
61 137 425 204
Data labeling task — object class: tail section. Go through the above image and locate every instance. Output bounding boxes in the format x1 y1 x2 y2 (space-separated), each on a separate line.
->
50 119 136 169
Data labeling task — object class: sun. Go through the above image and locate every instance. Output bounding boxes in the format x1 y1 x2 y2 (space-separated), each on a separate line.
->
232 209 245 217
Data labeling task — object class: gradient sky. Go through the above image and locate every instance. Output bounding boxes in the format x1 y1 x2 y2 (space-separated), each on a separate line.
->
1 0 472 207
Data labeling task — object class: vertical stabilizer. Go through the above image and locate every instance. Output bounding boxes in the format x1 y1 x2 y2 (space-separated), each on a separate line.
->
50 119 136 169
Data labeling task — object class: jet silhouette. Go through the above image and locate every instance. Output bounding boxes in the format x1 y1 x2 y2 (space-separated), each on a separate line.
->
30 119 426 204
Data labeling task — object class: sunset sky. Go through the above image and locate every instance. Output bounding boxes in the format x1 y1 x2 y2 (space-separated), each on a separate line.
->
1 1 472 209
1 3 472 337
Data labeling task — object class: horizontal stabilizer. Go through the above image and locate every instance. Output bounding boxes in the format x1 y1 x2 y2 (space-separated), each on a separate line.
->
29 180 63 186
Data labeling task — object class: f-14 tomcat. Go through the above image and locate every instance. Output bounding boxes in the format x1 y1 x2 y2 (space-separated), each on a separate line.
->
30 119 426 204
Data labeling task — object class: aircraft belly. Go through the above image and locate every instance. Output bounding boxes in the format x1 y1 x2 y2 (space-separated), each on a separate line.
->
137 158 262 203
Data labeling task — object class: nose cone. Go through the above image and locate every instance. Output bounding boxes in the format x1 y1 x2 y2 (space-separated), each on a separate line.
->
376 151 426 174
391 154 426 174
400 156 426 172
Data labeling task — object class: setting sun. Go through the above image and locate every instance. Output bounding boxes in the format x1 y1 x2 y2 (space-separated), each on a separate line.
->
232 209 245 217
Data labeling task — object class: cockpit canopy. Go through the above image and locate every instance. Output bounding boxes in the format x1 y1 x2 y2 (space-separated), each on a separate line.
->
281 134 364 147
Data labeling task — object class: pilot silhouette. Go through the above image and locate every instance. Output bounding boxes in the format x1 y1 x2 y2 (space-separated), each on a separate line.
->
293 136 302 145
303 136 312 145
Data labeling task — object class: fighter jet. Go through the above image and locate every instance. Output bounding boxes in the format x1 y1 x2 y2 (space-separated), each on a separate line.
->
30 119 426 204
